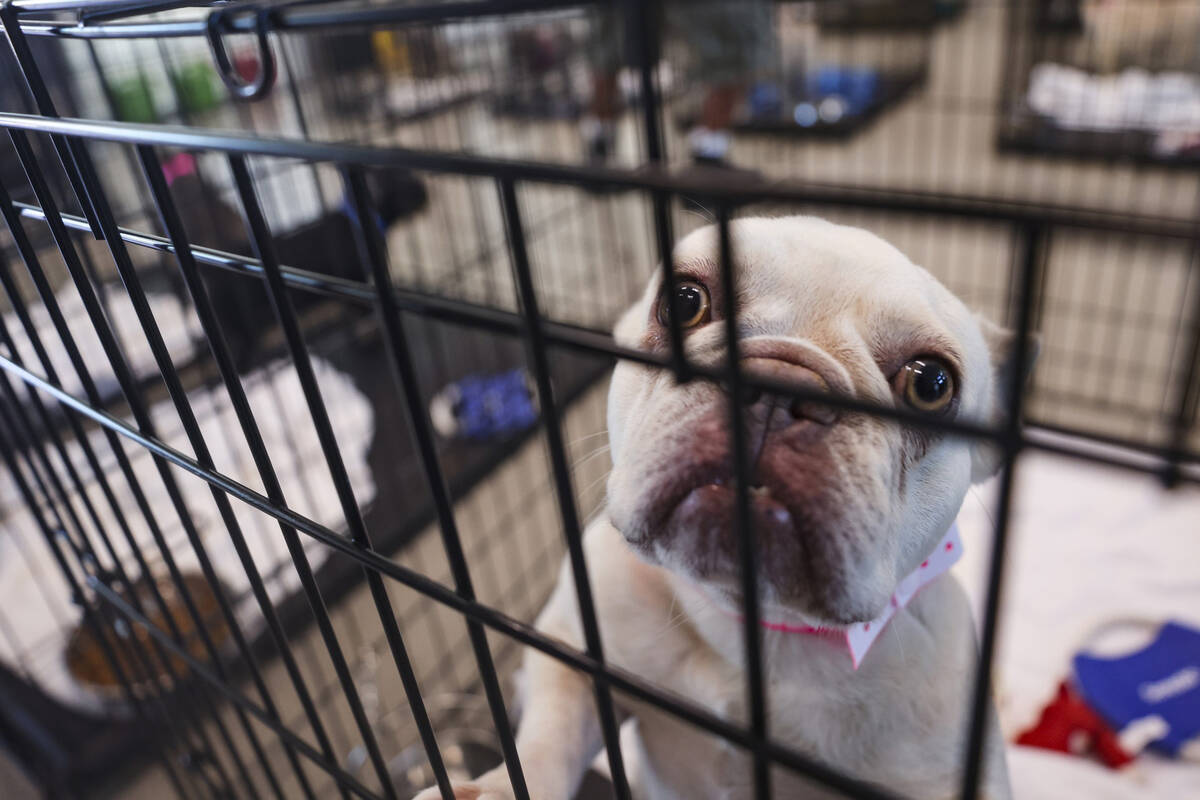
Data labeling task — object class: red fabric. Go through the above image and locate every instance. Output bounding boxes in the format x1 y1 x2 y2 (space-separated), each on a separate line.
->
1015 681 1135 769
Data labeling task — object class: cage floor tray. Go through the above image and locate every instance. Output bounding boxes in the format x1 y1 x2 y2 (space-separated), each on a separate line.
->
677 69 925 140
999 118 1200 168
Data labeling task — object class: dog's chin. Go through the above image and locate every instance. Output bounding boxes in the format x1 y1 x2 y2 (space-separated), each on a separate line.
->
695 583 860 631
622 480 886 627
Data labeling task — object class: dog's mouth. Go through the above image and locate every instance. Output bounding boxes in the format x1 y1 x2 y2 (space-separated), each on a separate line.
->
613 391 893 625
628 464 881 626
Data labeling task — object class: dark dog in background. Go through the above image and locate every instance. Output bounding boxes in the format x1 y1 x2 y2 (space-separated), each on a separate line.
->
160 153 427 372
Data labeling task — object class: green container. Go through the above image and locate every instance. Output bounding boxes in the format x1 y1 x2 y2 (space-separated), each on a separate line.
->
109 73 157 123
172 61 222 115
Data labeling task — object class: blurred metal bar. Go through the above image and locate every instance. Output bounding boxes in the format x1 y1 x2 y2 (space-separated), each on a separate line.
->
0 7 104 237
14 0 607 38
5 125 316 800
2 112 1200 242
627 0 665 163
0 315 257 800
959 224 1046 799
0 174 297 800
341 165 463 800
717 207 771 799
228 152 399 800
330 166 530 800
498 177 632 800
1162 251 1200 487
0 413 199 800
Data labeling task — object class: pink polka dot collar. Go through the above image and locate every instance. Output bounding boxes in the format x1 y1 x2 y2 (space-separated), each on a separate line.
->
756 523 963 669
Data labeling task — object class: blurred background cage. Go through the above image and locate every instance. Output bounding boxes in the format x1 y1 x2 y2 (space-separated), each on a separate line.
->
999 0 1200 164
704 0 951 137
0 2 1197 800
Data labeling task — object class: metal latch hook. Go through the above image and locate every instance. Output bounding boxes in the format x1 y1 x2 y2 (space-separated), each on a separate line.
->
206 5 277 102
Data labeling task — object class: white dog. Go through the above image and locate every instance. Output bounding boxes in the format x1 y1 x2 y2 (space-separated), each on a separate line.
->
417 217 1022 799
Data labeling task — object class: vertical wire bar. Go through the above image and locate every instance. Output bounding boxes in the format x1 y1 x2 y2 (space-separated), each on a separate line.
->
0 327 109 561
5 143 299 800
86 148 345 794
0 272 263 799
651 189 687 378
0 396 212 798
276 37 334 212
0 411 197 800
84 40 161 251
0 344 112 576
0 176 287 800
4 126 312 800
328 167 529 800
496 177 632 800
626 0 666 164
0 329 249 799
132 136 374 796
627 0 686 381
959 224 1045 800
225 153 400 800
0 163 301 800
0 273 122 579
341 164 461 800
0 5 103 238
62 143 335 800
716 208 771 800
1161 244 1200 487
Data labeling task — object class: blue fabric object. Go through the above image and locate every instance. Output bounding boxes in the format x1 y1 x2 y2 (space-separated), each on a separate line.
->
748 82 784 118
1074 621 1200 757
809 66 880 116
452 368 538 439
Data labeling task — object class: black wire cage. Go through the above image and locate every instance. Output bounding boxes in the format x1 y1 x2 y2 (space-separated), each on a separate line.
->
0 1 1197 800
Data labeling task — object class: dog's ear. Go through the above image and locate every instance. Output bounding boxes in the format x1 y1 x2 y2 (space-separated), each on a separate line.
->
970 315 1041 482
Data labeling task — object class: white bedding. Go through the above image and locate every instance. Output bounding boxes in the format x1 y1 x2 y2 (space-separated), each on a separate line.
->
0 350 375 716
955 442 1200 799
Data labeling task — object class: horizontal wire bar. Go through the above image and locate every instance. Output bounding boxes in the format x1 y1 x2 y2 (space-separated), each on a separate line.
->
0 209 1082 449
0 351 902 800
10 197 1200 477
2 112 1200 241
11 0 600 36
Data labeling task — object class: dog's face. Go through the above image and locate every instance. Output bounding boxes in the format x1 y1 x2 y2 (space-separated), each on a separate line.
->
606 217 1025 627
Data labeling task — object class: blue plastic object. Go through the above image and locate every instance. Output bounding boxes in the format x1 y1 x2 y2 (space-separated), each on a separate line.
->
808 66 880 117
442 367 538 439
1074 621 1200 757
748 82 784 118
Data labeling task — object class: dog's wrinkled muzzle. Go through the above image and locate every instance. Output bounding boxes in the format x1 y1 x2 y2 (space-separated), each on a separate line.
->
663 482 794 581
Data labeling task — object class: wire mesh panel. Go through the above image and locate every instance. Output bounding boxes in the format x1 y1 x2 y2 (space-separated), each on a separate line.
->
0 2 1197 800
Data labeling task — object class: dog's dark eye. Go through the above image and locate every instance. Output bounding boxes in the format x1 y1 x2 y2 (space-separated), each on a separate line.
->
897 358 955 413
658 280 711 329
